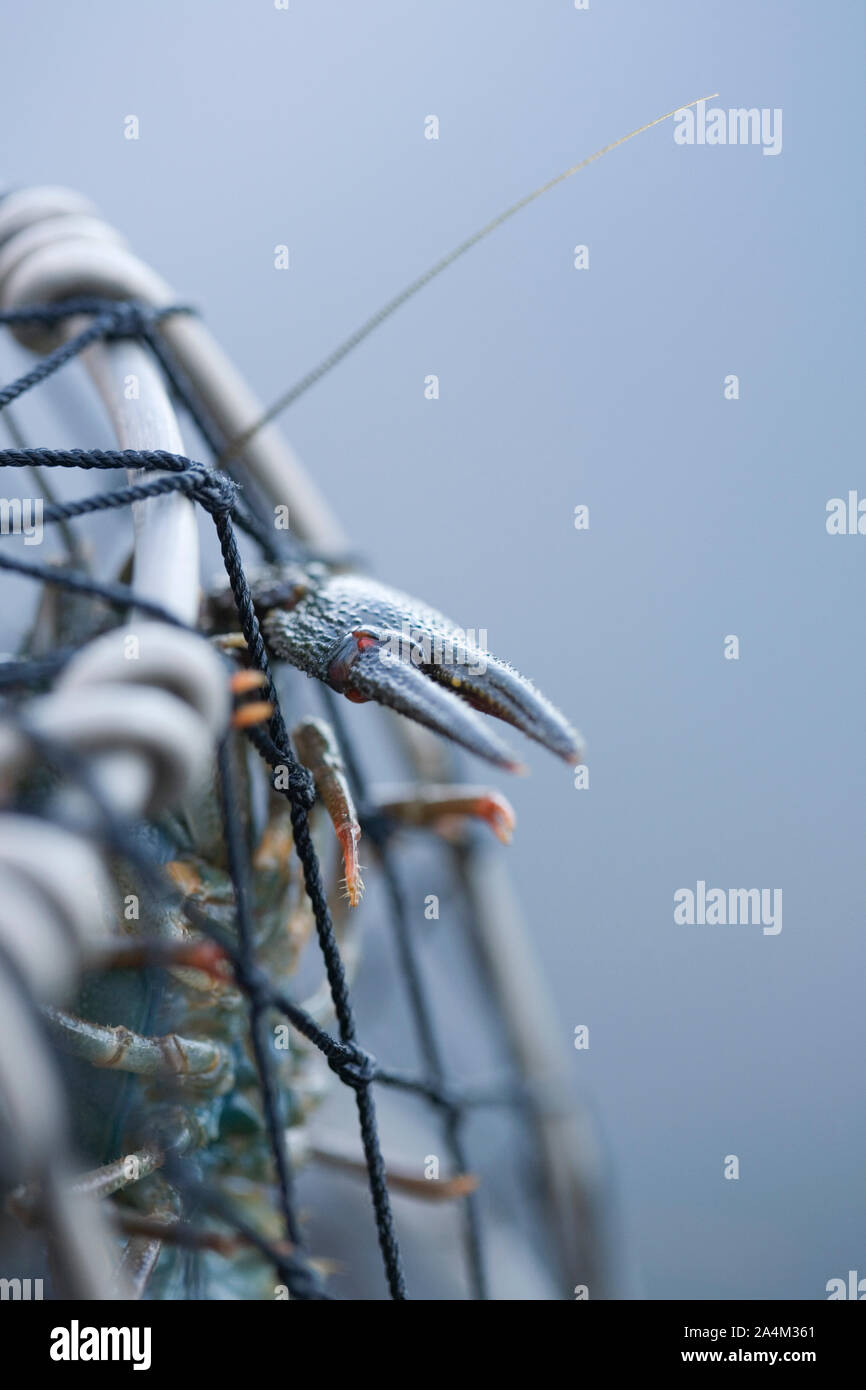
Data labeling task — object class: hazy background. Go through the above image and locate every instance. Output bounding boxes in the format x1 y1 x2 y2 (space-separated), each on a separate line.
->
1 1 863 1299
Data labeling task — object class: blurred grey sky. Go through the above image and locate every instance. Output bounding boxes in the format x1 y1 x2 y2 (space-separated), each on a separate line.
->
2 0 864 1299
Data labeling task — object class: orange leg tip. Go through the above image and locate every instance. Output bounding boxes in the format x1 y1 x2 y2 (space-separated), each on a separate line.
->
472 793 516 845
231 700 275 729
229 668 270 695
337 826 364 908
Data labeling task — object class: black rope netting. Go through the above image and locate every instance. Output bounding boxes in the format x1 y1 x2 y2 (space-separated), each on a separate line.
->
0 297 522 1301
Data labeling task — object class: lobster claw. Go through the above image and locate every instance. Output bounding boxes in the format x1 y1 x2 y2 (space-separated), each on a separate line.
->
322 629 523 771
256 567 584 772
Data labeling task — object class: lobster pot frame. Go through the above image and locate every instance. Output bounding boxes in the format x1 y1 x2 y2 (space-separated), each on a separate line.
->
0 186 606 1301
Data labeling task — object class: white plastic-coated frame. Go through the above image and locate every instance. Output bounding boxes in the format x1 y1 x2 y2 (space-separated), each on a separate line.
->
0 193 198 623
0 186 348 555
0 191 233 1298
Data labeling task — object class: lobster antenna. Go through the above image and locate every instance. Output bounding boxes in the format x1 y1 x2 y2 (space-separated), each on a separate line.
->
220 92 718 464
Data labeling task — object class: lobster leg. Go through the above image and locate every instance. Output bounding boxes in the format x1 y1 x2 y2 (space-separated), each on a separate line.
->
292 717 363 907
43 1006 233 1093
9 1146 163 1227
373 784 516 845
112 1185 179 1300
71 1148 164 1200
115 1230 164 1300
309 1140 479 1203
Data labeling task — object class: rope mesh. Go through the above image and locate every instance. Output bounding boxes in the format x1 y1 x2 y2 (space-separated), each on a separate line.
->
0 298 527 1300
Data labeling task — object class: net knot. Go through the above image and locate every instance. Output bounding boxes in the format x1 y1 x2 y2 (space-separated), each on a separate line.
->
272 758 316 810
102 300 195 339
329 1043 378 1090
102 302 159 339
185 466 239 517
